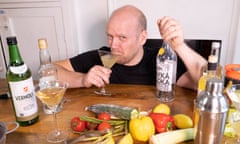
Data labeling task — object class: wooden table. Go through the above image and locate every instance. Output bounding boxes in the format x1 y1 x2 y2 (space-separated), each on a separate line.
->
0 79 228 144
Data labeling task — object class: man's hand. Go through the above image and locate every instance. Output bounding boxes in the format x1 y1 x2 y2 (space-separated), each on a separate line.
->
157 16 185 50
82 65 112 88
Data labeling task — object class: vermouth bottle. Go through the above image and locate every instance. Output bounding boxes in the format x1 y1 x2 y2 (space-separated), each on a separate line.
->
6 36 39 126
156 42 177 102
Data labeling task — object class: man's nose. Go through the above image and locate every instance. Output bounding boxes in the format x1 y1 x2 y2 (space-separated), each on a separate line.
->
110 38 119 49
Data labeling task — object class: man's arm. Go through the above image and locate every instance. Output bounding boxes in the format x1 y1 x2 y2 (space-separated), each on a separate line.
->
54 59 112 88
157 16 207 90
174 43 207 90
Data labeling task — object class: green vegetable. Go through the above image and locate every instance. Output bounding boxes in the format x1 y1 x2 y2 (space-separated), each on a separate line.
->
149 128 194 144
80 115 125 125
85 104 138 120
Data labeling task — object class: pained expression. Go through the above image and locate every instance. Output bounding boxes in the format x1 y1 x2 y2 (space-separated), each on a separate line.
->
106 16 147 66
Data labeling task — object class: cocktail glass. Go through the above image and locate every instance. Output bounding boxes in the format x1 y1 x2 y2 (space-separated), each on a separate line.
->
35 80 68 143
226 84 240 143
94 50 118 96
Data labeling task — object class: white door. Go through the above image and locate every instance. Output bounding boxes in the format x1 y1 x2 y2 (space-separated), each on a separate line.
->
0 7 67 79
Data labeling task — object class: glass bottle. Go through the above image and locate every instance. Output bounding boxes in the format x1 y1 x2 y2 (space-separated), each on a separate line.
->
197 41 222 94
6 36 39 126
37 38 59 114
156 41 177 102
38 38 57 83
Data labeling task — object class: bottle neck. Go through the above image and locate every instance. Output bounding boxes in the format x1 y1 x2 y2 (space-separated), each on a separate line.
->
9 44 24 66
39 48 51 65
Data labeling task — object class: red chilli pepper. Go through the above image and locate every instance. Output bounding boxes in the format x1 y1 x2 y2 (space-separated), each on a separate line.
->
149 113 175 133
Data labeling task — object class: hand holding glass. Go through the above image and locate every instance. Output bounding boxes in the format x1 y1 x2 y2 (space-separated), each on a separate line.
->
94 50 118 96
35 80 68 143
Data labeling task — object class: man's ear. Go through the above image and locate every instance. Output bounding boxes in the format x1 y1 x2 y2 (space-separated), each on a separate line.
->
139 30 147 45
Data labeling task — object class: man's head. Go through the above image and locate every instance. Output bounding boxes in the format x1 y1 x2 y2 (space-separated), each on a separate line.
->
106 5 147 66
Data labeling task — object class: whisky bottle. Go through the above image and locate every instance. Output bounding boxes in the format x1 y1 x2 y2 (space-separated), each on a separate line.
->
38 38 57 83
6 36 39 126
156 42 177 102
37 38 59 114
197 41 222 94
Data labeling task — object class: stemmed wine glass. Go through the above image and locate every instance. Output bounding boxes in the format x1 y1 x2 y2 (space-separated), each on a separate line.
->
35 80 68 143
94 49 118 96
226 84 240 143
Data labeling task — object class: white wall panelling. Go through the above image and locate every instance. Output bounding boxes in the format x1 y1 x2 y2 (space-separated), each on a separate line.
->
0 0 239 79
0 1 73 79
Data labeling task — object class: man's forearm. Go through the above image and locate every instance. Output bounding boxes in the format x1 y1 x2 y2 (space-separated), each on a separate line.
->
175 43 207 86
54 64 85 88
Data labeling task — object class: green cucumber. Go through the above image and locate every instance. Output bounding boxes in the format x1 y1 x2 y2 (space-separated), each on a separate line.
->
85 104 138 120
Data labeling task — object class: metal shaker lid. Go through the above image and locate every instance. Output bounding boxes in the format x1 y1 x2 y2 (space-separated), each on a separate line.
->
206 78 223 95
196 78 229 113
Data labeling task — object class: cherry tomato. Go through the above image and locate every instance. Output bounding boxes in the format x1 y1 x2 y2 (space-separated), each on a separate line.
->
97 112 111 121
86 121 98 130
97 121 111 131
70 117 86 132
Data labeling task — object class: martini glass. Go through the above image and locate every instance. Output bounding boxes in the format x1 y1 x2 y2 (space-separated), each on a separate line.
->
35 80 68 143
94 50 118 96
226 84 240 143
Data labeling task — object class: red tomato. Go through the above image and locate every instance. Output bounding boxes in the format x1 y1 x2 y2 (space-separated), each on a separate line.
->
70 117 86 132
97 121 111 131
86 121 98 130
97 112 111 121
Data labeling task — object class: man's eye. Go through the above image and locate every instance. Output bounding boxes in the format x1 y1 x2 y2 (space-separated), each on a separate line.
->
119 36 126 41
107 35 113 41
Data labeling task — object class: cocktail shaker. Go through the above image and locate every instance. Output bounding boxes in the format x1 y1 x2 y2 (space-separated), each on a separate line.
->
194 78 229 144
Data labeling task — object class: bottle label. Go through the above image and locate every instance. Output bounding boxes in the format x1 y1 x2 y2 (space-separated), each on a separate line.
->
10 64 28 74
156 60 176 92
9 77 38 118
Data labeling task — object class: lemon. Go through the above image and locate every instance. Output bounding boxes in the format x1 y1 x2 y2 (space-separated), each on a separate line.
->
118 133 133 144
158 47 165 55
173 114 193 129
152 103 170 114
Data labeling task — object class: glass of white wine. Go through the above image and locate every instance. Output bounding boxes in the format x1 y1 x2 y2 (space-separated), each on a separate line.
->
35 80 68 143
227 84 240 143
94 49 118 96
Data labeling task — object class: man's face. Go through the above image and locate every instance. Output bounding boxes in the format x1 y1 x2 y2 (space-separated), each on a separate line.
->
106 16 146 66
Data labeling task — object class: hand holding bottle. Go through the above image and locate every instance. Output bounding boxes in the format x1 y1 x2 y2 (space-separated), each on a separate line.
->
157 16 185 51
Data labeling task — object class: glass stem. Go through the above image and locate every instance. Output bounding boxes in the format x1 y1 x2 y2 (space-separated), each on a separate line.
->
100 86 106 94
53 111 60 135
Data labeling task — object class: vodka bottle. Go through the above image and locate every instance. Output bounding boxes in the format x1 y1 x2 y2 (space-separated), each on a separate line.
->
156 42 177 102
6 36 39 126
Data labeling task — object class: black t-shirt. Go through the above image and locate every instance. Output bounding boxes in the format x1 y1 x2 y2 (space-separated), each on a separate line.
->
70 46 186 85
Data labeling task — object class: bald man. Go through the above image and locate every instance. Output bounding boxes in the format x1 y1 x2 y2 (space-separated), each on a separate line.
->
54 5 206 90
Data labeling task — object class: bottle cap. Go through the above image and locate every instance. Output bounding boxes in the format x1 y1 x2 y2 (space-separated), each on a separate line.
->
212 41 221 48
6 37 17 45
38 38 48 49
